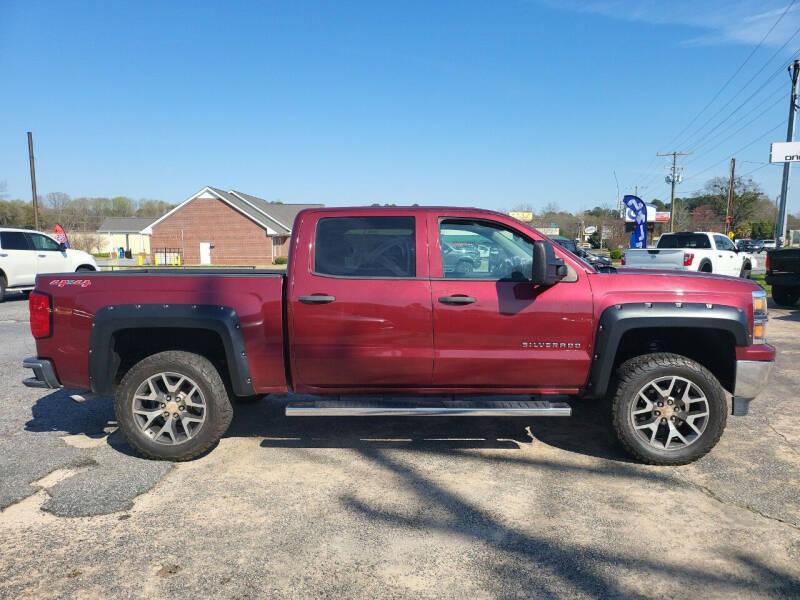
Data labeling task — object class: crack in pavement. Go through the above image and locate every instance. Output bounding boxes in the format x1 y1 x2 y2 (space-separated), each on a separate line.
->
673 471 800 532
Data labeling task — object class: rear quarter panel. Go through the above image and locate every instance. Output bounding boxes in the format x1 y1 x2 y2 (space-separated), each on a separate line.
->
34 273 287 392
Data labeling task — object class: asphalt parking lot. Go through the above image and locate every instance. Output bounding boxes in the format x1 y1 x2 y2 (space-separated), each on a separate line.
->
1 289 798 599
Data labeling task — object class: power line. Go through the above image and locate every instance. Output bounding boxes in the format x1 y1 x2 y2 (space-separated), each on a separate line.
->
683 120 786 183
658 0 797 153
673 23 800 152
685 93 785 162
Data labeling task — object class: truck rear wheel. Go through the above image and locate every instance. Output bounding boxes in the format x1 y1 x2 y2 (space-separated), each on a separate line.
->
611 353 727 465
772 285 800 307
115 351 233 461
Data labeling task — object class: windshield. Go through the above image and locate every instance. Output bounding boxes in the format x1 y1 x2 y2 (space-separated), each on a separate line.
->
657 234 711 249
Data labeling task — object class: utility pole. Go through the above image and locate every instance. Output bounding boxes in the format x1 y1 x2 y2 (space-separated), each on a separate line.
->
725 158 736 235
27 131 40 231
659 151 693 232
776 59 800 248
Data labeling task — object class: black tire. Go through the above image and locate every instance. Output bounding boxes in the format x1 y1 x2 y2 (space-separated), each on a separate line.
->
611 353 727 466
699 261 712 273
115 351 233 461
0 276 5 303
76 265 95 272
772 285 800 307
739 261 751 279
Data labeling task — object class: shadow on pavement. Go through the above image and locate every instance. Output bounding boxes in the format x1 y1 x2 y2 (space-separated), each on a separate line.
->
24 390 636 462
339 445 800 597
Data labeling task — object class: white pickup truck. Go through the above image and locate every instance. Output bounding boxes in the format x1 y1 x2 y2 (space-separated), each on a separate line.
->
621 232 755 278
0 228 98 301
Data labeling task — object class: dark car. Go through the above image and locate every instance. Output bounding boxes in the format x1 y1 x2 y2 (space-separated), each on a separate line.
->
552 236 612 269
737 239 765 253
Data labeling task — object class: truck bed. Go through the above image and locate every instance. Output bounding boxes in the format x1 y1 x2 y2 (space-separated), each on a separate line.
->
35 270 288 393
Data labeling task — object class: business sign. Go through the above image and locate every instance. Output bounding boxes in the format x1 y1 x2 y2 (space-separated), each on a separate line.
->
584 226 597 235
655 211 671 223
770 141 800 163
539 227 559 236
509 211 533 222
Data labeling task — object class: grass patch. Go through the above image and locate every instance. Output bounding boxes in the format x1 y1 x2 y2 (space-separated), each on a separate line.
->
752 274 770 295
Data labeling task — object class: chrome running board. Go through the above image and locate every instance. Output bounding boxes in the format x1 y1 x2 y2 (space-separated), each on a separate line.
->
286 398 571 417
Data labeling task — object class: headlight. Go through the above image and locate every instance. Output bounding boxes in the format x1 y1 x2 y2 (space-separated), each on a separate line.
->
752 289 768 344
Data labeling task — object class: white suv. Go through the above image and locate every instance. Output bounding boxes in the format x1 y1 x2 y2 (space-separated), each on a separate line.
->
0 228 98 302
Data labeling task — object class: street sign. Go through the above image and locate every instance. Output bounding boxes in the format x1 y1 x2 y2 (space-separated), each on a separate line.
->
584 226 597 234
770 141 800 163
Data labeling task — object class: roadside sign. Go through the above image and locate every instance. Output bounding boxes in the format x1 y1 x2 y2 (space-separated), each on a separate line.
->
509 211 533 222
585 226 597 234
770 141 800 163
655 211 670 223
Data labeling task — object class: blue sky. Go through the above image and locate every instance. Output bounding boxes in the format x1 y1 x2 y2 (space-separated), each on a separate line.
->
1 0 798 213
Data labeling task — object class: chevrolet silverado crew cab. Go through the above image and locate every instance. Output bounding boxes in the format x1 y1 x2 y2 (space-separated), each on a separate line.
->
621 232 755 278
22 207 775 465
0 227 98 302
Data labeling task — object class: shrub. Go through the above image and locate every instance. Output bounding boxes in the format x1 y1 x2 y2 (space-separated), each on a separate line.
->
273 256 288 265
609 249 623 260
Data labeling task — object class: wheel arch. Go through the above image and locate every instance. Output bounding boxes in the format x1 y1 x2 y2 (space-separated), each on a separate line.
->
586 302 749 398
76 264 96 271
89 304 255 397
698 259 712 272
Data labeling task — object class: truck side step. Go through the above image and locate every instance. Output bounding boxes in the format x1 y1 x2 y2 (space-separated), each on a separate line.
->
285 397 571 417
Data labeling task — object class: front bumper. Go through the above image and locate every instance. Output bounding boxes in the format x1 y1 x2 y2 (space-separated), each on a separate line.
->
22 357 62 389
732 359 774 415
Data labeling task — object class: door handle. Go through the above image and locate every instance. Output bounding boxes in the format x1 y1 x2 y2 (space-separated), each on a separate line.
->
0 253 7 257
38 254 47 258
438 295 477 305
299 295 336 304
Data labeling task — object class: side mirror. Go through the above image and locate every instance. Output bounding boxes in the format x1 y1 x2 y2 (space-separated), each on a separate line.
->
532 240 567 286
58 243 67 252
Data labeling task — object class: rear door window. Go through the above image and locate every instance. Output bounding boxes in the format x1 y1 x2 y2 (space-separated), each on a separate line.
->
657 234 711 249
314 216 416 277
0 231 31 250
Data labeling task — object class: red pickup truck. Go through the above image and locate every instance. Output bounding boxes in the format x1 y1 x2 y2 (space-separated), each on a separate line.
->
23 207 775 465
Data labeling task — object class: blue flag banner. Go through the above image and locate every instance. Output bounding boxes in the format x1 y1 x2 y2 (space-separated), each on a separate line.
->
623 195 647 248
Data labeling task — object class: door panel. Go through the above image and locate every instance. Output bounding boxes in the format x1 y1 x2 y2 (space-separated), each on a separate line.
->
430 215 594 389
289 213 434 388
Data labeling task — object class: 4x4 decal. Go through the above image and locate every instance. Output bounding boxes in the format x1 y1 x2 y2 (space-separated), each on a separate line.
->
49 279 92 288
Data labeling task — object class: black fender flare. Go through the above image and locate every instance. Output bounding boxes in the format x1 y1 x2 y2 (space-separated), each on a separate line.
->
586 302 749 398
89 303 255 397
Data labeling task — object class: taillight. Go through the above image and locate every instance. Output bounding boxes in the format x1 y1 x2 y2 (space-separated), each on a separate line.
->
29 291 52 339
683 252 694 267
765 252 771 273
621 253 626 265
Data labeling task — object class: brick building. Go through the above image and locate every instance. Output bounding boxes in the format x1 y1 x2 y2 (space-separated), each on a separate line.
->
146 186 321 266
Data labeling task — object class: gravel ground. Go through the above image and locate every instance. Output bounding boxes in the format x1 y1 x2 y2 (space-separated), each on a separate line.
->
0 290 798 599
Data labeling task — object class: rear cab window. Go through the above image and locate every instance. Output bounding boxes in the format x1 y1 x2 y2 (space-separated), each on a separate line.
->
0 231 31 250
657 234 711 249
314 216 416 278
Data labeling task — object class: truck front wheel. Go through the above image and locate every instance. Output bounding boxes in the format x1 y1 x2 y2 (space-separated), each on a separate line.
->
611 353 727 465
115 351 233 461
